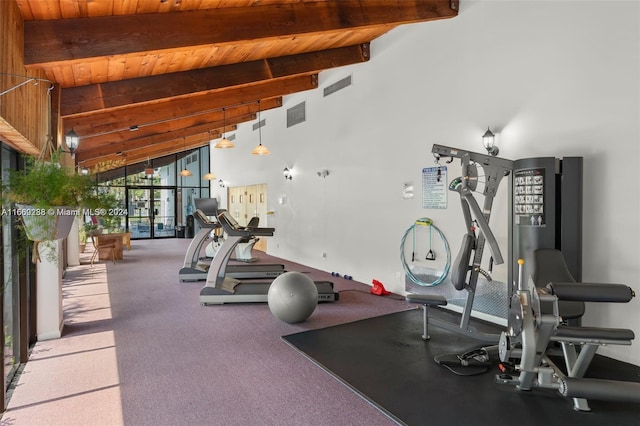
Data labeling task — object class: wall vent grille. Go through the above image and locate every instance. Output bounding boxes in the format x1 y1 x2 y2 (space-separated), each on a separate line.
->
252 119 266 131
287 101 306 128
324 75 352 97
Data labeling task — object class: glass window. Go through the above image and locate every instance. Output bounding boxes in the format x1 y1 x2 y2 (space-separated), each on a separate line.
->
91 146 210 239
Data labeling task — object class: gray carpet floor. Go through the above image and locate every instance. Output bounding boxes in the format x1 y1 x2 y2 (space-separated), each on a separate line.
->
3 239 409 426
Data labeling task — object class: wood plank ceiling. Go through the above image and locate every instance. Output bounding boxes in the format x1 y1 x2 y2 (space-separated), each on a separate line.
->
18 0 459 170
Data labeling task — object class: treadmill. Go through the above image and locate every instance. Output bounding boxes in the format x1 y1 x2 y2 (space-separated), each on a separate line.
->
200 210 339 305
179 209 284 282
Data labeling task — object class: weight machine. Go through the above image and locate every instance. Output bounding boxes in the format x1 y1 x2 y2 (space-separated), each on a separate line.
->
407 144 513 343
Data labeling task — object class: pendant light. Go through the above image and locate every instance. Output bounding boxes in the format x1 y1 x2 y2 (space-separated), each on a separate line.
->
215 108 235 149
144 157 154 178
203 131 217 180
179 137 192 177
251 100 270 155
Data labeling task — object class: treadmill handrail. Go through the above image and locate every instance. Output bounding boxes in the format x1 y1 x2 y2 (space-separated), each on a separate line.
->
218 211 274 237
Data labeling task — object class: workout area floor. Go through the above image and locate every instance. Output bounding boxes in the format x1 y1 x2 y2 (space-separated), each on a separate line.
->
2 239 639 426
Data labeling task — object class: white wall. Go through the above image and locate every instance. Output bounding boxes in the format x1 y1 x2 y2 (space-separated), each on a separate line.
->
211 1 640 364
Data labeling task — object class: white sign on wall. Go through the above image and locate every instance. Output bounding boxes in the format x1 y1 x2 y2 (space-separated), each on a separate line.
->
422 166 447 209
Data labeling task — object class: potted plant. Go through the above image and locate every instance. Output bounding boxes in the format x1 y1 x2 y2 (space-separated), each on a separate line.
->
2 156 116 262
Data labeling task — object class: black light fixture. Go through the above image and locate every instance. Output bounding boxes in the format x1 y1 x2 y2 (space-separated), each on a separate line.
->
482 127 498 156
283 167 293 180
218 179 226 188
64 129 80 157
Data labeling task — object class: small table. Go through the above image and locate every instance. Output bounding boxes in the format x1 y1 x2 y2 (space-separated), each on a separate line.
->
96 232 131 261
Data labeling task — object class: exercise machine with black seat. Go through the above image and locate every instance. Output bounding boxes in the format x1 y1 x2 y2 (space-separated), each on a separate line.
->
406 144 514 344
497 253 639 411
200 210 339 305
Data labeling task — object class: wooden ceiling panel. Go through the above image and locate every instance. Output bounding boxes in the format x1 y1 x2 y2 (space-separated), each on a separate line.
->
14 0 459 168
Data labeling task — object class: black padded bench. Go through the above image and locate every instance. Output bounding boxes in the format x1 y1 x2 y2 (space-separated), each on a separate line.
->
405 293 448 340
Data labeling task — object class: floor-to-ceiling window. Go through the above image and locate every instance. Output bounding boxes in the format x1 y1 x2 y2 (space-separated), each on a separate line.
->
1 145 36 409
96 147 211 239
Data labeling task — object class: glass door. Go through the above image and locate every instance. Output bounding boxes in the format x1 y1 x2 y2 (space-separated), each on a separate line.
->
127 187 176 239
153 188 176 238
128 187 152 239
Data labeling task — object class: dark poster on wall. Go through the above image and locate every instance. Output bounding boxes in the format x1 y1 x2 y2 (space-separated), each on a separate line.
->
514 168 545 227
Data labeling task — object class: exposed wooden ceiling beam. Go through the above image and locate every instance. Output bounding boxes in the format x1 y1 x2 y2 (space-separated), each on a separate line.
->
24 1 458 67
80 134 216 171
60 44 369 117
62 71 314 134
75 96 286 166
75 101 275 151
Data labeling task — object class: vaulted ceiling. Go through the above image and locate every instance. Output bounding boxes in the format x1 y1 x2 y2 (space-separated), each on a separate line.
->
18 0 459 170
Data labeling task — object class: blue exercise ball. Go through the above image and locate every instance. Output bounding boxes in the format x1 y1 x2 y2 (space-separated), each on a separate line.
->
268 272 318 323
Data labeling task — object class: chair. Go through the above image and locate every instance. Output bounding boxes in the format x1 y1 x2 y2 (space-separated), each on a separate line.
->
90 232 117 265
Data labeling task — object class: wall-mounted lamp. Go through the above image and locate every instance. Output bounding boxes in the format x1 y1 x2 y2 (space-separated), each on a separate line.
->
80 167 89 176
482 127 499 156
317 169 330 178
218 179 227 188
63 129 80 157
283 167 293 180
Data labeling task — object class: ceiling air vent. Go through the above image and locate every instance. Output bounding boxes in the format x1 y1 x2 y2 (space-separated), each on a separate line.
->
252 119 266 131
287 101 306 128
324 75 352 97
227 133 236 141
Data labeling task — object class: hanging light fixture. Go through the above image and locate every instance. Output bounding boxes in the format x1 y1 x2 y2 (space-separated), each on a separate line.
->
215 108 235 149
203 131 217 180
144 157 154 178
179 137 192 177
251 100 270 155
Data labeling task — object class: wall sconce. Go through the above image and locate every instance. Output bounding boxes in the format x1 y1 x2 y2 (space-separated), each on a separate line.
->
80 167 89 176
317 169 330 178
283 167 293 180
482 127 499 156
218 179 227 188
63 128 80 157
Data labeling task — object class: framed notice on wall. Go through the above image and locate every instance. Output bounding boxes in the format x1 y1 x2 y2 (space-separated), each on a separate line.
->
422 166 447 209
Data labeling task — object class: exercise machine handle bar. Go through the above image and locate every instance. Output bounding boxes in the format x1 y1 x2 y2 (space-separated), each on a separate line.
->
432 144 514 265
217 210 275 237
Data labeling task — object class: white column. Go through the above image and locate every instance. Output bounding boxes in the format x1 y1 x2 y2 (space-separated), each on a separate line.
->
36 240 64 340
66 217 80 266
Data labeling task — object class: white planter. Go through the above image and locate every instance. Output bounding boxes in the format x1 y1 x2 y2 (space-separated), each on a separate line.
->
16 204 77 241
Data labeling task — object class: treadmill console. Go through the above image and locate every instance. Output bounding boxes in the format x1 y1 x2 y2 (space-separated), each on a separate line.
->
218 211 275 237
193 209 221 229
